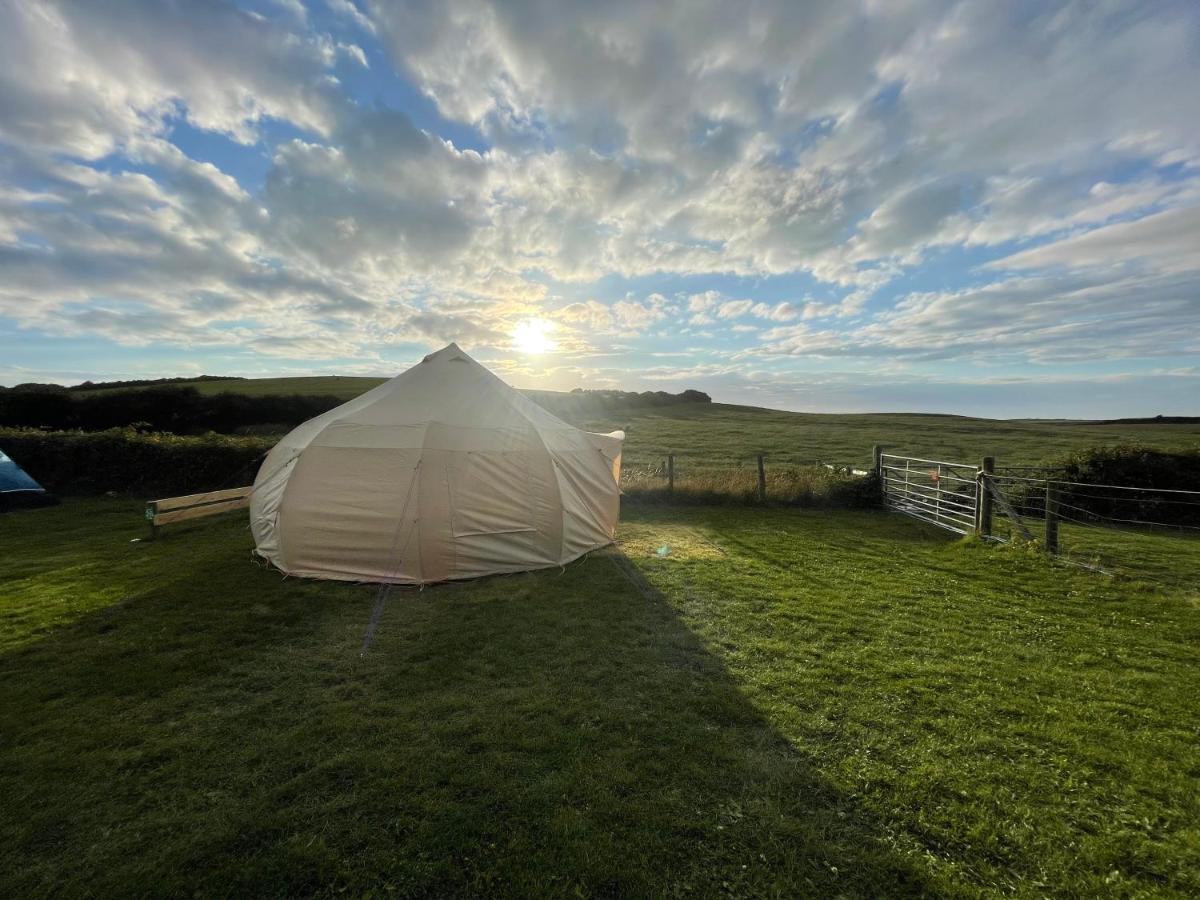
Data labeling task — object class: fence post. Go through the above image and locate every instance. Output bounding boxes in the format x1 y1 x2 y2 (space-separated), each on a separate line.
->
977 456 994 538
873 444 885 505
667 454 674 495
757 454 766 503
1044 483 1060 554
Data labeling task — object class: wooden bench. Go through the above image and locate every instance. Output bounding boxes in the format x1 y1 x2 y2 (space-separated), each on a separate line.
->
145 486 252 538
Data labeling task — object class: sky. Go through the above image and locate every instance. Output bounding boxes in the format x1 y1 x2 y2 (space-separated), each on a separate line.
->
0 0 1198 418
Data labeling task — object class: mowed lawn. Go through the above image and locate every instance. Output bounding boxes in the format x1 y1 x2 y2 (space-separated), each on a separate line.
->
1 501 1198 897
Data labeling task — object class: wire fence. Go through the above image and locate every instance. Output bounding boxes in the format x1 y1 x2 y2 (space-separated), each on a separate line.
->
879 450 1199 591
987 470 1200 588
618 454 872 506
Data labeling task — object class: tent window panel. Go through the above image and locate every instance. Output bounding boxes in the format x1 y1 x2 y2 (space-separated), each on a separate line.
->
449 450 538 537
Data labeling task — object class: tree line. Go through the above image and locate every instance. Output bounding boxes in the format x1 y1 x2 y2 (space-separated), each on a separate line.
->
0 384 712 435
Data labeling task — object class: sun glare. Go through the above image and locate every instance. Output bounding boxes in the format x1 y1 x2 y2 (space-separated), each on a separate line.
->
512 318 556 355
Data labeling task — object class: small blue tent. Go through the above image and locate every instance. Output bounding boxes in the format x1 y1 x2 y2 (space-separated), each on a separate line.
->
0 447 52 509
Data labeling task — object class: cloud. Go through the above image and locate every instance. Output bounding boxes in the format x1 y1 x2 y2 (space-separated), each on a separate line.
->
0 0 344 158
750 301 799 322
1 0 1199 411
363 0 1200 293
989 204 1200 276
327 0 376 35
613 294 672 331
687 295 799 324
262 106 488 273
755 269 1200 364
554 294 675 339
847 180 969 262
338 42 369 68
717 299 753 319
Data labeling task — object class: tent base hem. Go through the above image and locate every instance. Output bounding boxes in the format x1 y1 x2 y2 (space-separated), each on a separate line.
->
253 539 614 586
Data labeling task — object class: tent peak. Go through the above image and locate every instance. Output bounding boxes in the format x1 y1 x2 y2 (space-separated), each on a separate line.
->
421 342 467 364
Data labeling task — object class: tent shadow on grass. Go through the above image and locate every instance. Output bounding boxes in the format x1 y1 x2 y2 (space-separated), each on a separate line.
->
0 504 933 897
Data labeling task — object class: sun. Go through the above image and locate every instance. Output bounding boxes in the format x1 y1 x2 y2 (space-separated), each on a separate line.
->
512 318 556 355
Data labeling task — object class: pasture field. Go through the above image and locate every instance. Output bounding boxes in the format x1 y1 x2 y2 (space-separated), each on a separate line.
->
2 500 1197 897
582 403 1200 470
74 375 1200 467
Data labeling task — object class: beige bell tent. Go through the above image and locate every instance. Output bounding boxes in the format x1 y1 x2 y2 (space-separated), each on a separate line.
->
250 343 624 584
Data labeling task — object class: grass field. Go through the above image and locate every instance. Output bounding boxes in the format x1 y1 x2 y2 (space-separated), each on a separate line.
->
74 375 1200 468
2 500 1197 897
583 403 1200 470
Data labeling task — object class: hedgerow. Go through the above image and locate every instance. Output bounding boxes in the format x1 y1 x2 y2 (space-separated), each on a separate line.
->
0 428 272 497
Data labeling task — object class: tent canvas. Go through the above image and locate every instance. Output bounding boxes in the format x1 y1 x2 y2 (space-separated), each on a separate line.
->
0 447 51 510
250 344 624 584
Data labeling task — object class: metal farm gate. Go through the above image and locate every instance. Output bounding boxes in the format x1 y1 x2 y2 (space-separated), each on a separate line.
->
878 453 981 535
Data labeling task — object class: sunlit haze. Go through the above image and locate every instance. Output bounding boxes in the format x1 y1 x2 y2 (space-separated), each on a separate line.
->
512 319 556 356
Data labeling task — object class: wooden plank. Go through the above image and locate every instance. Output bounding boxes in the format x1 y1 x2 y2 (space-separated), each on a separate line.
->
152 485 252 512
153 496 249 526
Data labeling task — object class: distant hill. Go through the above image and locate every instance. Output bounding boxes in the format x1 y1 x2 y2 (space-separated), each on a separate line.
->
69 375 246 392
70 375 383 400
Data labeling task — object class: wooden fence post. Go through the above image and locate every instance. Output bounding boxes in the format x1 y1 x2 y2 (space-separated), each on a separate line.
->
1044 483 1060 554
977 456 994 538
757 454 766 503
667 454 675 495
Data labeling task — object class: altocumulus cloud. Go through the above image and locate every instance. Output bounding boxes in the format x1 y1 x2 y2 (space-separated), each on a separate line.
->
0 0 1197 415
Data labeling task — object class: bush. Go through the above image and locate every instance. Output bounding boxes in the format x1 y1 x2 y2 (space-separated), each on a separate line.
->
0 386 344 434
0 428 273 497
1054 444 1200 490
1037 445 1200 527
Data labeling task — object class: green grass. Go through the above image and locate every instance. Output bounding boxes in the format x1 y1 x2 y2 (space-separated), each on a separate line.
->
991 516 1200 589
2 500 1197 896
76 376 1200 467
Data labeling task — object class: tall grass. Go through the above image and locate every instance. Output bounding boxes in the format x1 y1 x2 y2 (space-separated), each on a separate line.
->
621 461 878 507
